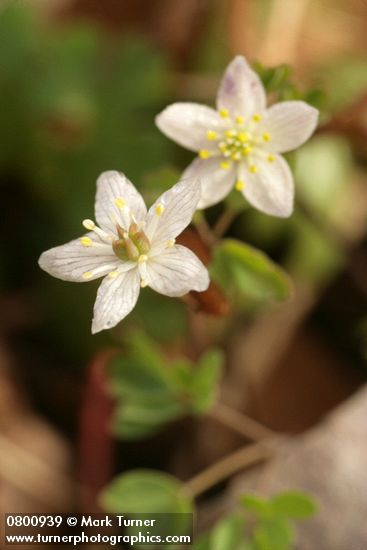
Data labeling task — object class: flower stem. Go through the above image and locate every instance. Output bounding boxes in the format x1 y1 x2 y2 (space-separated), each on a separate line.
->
210 402 276 441
213 208 238 239
184 439 277 498
193 212 216 247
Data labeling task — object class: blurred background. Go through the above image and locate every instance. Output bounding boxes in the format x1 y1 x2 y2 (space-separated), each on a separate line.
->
1 0 367 547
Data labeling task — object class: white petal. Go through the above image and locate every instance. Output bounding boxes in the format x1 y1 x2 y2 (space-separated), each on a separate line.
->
240 155 294 217
95 171 147 233
146 245 209 297
38 236 119 282
91 267 140 333
261 101 319 153
145 178 201 251
155 102 226 152
182 156 236 209
216 56 266 119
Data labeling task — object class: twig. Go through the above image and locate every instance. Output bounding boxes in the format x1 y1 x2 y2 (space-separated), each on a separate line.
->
213 208 238 240
193 213 216 247
210 402 276 441
184 439 278 498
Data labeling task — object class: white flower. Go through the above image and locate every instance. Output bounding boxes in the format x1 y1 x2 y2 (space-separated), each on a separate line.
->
38 171 209 333
156 55 319 217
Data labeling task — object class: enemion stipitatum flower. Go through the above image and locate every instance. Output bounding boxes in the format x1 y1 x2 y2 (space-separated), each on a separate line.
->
38 171 209 333
156 55 319 217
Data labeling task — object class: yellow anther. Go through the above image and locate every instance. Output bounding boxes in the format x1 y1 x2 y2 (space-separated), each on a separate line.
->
82 219 95 230
220 161 230 170
167 239 175 248
225 129 236 138
235 180 245 191
114 197 125 209
263 132 271 142
249 164 258 173
80 237 92 247
206 130 217 141
235 116 244 125
252 113 262 122
243 146 253 156
238 132 250 143
138 254 148 263
219 108 229 118
199 149 211 159
140 279 148 288
108 270 119 278
82 271 93 280
155 203 165 216
218 142 227 152
231 152 241 161
267 154 276 163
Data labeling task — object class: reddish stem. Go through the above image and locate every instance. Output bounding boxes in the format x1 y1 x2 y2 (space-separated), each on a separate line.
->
78 349 117 512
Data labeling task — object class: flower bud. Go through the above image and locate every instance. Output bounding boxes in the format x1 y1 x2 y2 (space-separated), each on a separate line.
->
128 222 139 237
116 224 127 239
124 238 140 261
112 238 128 261
132 231 150 254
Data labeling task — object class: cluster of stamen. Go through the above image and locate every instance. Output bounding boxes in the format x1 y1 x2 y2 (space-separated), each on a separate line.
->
79 198 172 287
199 111 276 191
112 222 150 261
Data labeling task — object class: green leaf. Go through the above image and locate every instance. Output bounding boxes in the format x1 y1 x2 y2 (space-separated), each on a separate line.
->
190 349 224 414
211 239 292 305
130 288 188 343
108 332 172 399
108 333 225 439
210 514 244 550
241 494 271 517
270 491 317 519
111 399 185 440
100 471 193 546
253 518 293 550
100 470 193 515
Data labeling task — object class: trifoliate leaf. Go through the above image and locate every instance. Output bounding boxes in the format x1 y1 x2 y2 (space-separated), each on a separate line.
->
211 239 292 305
270 491 317 519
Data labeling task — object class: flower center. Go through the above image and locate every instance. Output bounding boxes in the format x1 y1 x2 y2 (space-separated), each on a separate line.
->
199 112 276 181
112 222 151 262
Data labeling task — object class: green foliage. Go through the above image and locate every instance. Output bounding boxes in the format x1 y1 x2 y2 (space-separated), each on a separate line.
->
193 514 245 550
141 165 182 204
210 239 292 307
100 470 193 546
100 469 192 514
0 3 177 361
319 57 367 111
253 62 326 108
287 212 344 287
195 490 317 549
290 134 353 287
253 518 293 550
270 491 317 519
108 332 223 439
242 491 317 550
241 494 270 516
189 349 223 414
210 514 245 550
128 288 188 344
295 135 353 222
